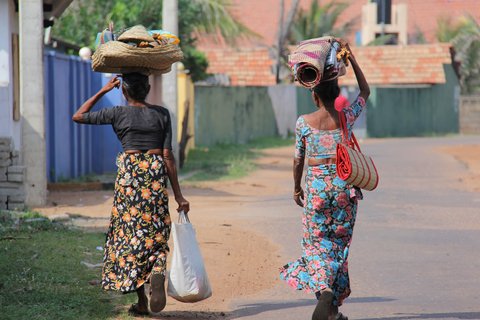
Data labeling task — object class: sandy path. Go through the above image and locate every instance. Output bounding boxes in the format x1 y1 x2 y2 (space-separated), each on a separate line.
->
438 144 480 192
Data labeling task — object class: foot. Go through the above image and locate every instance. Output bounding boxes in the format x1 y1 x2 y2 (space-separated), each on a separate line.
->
150 273 167 313
128 303 149 316
312 290 334 320
336 312 348 320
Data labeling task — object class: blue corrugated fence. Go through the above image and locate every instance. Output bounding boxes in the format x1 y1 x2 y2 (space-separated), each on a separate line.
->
44 51 123 182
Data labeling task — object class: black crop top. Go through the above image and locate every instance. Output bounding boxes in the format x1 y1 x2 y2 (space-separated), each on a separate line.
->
82 105 172 151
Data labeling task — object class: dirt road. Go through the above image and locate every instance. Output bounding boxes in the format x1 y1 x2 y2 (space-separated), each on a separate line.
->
36 136 480 320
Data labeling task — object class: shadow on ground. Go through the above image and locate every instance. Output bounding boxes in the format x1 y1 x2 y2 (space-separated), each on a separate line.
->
231 297 395 319
149 311 230 319
355 312 480 320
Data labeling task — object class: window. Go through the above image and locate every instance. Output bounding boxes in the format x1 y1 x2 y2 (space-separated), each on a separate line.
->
372 0 392 24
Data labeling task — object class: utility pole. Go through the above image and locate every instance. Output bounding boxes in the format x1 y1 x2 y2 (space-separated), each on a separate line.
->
162 0 179 161
19 0 47 206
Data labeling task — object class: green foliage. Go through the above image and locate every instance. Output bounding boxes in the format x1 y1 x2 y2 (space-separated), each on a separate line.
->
436 16 465 43
182 46 210 81
436 15 480 94
52 0 251 81
288 1 355 43
366 34 395 46
182 136 293 181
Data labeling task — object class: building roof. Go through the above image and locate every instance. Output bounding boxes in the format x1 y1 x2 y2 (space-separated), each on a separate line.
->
202 43 454 86
13 0 74 18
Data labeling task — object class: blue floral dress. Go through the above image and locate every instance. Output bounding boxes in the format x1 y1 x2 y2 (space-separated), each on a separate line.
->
280 96 365 306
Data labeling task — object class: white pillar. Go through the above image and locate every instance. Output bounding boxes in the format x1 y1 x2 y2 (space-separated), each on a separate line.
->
19 0 47 206
162 0 179 160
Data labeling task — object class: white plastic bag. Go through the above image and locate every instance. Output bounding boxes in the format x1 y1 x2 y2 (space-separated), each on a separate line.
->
167 211 212 302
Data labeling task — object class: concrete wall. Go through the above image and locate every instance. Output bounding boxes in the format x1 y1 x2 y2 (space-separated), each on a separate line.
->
268 85 297 138
195 85 371 147
194 86 278 146
177 65 195 151
459 95 480 134
367 65 459 137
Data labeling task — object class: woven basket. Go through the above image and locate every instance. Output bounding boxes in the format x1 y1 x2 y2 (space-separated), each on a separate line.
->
289 36 333 75
117 25 154 43
289 36 347 87
92 41 183 75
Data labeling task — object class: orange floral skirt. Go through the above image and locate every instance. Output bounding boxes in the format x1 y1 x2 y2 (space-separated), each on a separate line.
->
102 153 171 293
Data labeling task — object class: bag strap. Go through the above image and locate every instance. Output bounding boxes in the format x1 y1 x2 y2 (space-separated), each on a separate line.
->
338 110 362 152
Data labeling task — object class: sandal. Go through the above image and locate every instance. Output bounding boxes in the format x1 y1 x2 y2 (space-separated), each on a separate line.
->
336 312 348 320
128 303 149 317
312 290 334 320
149 273 167 313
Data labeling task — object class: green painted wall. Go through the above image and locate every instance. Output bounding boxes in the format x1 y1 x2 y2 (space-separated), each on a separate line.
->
296 86 317 116
195 87 278 146
367 65 459 137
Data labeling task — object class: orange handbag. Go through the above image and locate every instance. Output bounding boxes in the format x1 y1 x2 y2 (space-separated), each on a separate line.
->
336 111 379 191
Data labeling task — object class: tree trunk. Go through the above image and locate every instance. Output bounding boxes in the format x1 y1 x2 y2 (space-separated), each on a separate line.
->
275 0 300 84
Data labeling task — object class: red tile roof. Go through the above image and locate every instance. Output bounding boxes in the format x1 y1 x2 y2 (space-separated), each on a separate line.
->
201 43 454 86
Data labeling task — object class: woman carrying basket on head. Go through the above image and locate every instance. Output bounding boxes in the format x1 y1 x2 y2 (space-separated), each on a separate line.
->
73 73 189 316
280 39 370 320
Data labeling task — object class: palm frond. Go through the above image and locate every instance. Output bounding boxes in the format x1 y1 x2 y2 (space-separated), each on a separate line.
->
191 0 259 44
288 1 352 43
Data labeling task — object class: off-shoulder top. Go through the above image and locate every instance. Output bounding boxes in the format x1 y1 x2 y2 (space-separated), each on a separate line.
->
295 96 365 159
82 105 172 151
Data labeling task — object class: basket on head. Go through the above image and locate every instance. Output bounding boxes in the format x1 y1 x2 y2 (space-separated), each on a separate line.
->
289 36 346 88
91 41 183 75
117 25 154 43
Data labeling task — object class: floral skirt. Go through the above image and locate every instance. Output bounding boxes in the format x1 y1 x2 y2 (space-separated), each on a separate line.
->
102 153 171 293
280 164 360 306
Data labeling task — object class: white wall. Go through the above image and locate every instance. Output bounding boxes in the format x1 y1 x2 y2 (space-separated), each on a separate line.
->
0 0 21 149
268 85 297 138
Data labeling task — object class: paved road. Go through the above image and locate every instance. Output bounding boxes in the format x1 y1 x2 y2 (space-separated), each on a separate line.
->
228 136 480 320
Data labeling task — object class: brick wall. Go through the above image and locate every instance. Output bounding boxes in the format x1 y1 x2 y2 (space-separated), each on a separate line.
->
460 96 480 134
0 138 26 210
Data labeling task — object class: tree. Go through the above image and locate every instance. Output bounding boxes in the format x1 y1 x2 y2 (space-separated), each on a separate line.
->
273 0 300 83
437 16 480 94
288 1 356 44
52 0 252 81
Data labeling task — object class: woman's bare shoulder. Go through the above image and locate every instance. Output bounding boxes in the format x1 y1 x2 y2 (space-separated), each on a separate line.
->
302 110 320 122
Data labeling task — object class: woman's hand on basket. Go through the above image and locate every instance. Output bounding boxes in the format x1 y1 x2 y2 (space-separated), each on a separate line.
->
176 196 190 213
293 188 304 207
336 38 355 61
101 76 121 93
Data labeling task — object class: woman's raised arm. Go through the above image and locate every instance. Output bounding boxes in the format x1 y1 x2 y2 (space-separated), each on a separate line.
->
72 76 120 123
339 40 370 101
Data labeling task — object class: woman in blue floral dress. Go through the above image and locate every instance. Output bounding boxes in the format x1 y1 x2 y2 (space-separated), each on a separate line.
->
280 41 370 320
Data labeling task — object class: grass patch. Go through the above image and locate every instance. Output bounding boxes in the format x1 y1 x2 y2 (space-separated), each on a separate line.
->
0 211 135 320
182 136 293 181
